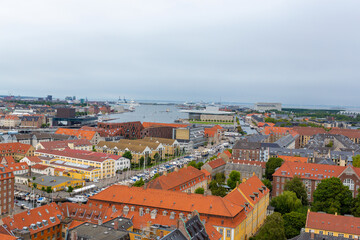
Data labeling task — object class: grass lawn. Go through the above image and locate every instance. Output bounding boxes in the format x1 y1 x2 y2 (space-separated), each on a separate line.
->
189 121 234 125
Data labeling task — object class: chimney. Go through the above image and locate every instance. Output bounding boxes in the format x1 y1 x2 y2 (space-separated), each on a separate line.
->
28 165 31 177
114 220 119 230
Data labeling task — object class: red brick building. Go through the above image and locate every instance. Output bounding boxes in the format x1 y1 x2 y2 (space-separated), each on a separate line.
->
0 165 14 215
232 141 261 161
1 203 63 240
97 121 144 139
272 161 360 201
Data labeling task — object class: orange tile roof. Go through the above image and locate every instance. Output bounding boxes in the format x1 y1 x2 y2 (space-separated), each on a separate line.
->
59 202 121 224
306 211 360 235
292 126 326 136
148 166 208 191
2 156 15 165
142 122 189 129
257 122 275 128
24 156 42 163
236 175 269 205
127 212 178 230
0 142 33 154
273 161 345 180
207 158 226 169
1 203 62 235
278 155 308 163
39 139 92 150
4 115 20 120
36 149 121 162
68 220 84 230
55 128 96 140
7 162 29 172
205 222 222 240
31 164 51 170
223 150 232 158
0 233 16 240
262 126 298 137
89 185 243 218
329 128 360 139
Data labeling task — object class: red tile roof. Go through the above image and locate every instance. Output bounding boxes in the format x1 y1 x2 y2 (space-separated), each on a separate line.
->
7 162 29 172
148 166 208 191
31 164 51 170
55 128 96 140
2 156 15 165
89 185 243 218
1 203 62 235
36 149 121 162
273 161 345 180
292 126 326 136
262 126 298 137
4 115 20 120
39 139 92 150
278 155 308 163
24 156 42 163
207 158 226 169
306 211 360 235
0 143 33 154
205 222 222 240
237 175 269 205
329 128 360 139
0 233 16 240
142 122 189 129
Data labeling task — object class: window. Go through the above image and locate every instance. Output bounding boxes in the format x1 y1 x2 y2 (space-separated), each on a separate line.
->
227 230 231 237
328 232 333 236
343 178 355 191
219 229 223 235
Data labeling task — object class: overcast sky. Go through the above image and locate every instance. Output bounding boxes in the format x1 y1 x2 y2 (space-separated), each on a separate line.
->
0 0 359 106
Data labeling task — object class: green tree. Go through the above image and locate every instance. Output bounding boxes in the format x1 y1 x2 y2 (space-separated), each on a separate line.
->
283 212 307 239
92 145 96 152
252 212 286 240
46 186 52 193
188 161 203 170
196 162 204 170
284 176 309 205
123 151 133 160
133 178 145 187
152 173 160 180
146 156 152 166
312 177 353 215
68 186 74 192
139 157 145 168
195 187 205 195
153 153 161 163
265 157 284 181
352 190 360 217
188 161 197 168
32 177 36 181
353 155 360 168
214 172 225 183
262 179 272 192
32 183 37 189
270 191 302 215
227 171 241 189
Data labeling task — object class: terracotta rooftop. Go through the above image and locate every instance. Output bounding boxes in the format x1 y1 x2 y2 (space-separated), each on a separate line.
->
306 211 360 235
23 156 42 163
207 158 226 169
278 155 308 163
148 166 207 190
89 185 243 218
329 128 360 139
35 149 121 162
55 128 96 140
2 156 15 165
7 162 29 172
39 139 92 150
262 126 298 137
237 175 269 205
1 203 62 235
273 161 348 180
31 164 52 170
0 143 33 154
292 126 326 136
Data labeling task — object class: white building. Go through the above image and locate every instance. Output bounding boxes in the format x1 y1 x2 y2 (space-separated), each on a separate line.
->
254 102 282 112
114 157 131 172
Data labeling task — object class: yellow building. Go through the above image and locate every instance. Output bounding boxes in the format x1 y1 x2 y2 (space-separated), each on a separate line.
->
142 137 180 156
31 175 85 192
35 149 117 180
305 211 360 238
224 175 270 240
96 141 152 164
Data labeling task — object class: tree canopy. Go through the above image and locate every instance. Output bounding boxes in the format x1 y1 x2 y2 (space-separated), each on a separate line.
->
284 176 309 205
194 187 205 195
133 178 145 187
270 191 302 215
312 177 353 215
252 212 286 240
152 173 160 180
123 151 132 160
227 171 241 189
353 155 360 168
265 157 284 180
188 161 204 170
283 211 307 239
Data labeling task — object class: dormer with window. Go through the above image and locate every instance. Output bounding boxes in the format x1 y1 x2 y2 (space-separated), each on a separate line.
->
123 205 129 215
139 207 144 216
163 210 168 216
170 212 175 219
150 209 157 219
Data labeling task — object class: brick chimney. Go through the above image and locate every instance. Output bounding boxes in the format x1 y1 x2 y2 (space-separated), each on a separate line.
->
114 220 119 230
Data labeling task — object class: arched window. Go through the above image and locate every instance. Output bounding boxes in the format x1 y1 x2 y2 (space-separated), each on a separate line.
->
343 178 354 191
